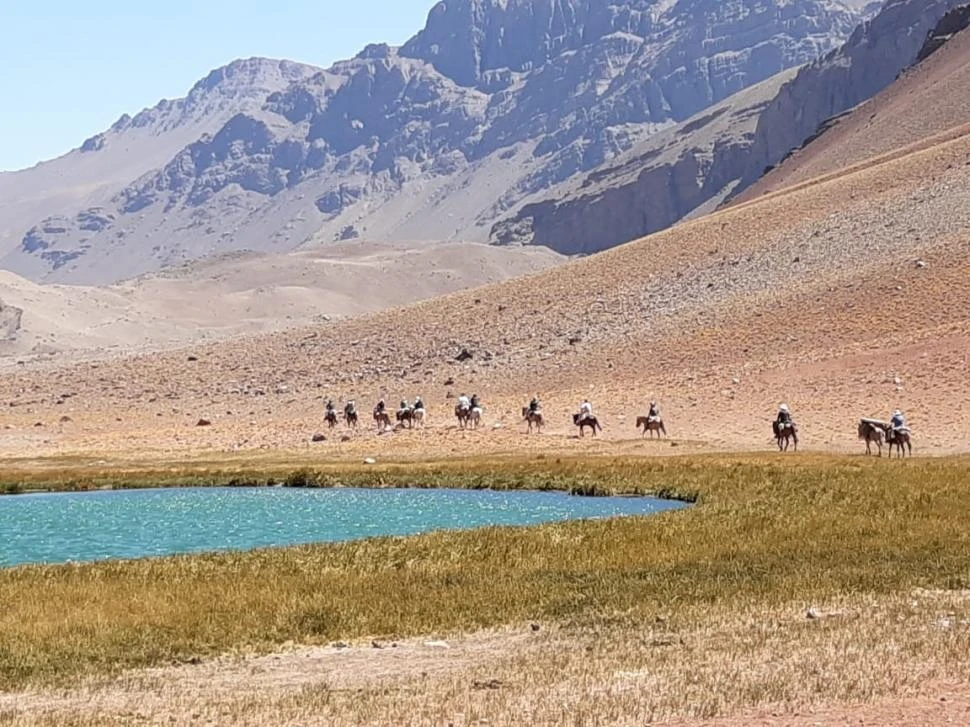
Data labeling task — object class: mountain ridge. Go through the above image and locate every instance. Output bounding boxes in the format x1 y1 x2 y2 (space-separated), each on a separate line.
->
0 0 869 285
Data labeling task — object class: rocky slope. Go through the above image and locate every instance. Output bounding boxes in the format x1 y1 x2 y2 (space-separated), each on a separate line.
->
0 59 319 266
0 0 868 285
736 4 970 201
730 0 970 201
491 0 968 254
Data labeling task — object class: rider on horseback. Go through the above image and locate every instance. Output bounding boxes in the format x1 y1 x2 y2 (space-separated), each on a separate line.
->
345 400 356 415
400 398 410 412
326 399 335 414
890 409 908 432
457 393 471 411
578 399 593 422
529 395 541 414
414 396 425 412
648 401 660 420
774 403 792 437
470 394 481 410
375 398 386 413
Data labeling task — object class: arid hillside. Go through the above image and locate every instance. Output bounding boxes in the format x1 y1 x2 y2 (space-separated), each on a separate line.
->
0 241 562 361
2 98 969 460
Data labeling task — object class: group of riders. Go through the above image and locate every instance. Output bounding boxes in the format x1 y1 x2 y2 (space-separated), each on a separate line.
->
324 393 483 424
773 403 909 432
326 395 909 447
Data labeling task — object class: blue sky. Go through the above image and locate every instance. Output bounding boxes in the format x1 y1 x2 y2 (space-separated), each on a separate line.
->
0 0 434 171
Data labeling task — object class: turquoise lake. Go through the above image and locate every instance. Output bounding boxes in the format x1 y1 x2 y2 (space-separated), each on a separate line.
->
0 487 687 568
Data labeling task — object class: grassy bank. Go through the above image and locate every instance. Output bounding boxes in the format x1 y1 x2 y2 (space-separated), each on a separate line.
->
1 455 969 693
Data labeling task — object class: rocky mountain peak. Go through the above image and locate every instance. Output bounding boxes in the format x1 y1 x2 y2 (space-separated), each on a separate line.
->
3 0 875 285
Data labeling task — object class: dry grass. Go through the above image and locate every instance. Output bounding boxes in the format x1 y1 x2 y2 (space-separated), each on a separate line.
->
2 455 970 726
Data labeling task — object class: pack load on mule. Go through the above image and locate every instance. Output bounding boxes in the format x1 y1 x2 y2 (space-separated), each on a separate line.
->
455 393 474 429
858 417 886 456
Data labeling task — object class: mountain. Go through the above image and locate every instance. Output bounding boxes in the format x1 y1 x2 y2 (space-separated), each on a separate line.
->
735 1 970 202
731 0 970 200
490 0 969 254
0 58 320 266
0 0 869 285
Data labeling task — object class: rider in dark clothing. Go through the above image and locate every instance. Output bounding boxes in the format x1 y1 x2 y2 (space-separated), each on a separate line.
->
648 401 660 419
774 404 792 437
326 399 335 413
376 399 386 413
470 394 481 410
529 395 541 414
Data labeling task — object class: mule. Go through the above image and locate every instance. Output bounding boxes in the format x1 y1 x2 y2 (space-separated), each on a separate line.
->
885 427 913 458
344 408 359 428
522 406 544 433
573 413 602 437
858 419 884 456
468 406 482 430
636 415 666 439
773 421 798 452
412 407 426 428
373 409 391 432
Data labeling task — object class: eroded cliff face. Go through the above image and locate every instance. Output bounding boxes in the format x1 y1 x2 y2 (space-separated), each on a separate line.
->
2 0 866 284
492 0 966 257
735 0 969 193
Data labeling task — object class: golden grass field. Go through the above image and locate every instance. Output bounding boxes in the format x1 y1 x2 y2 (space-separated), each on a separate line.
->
2 454 970 725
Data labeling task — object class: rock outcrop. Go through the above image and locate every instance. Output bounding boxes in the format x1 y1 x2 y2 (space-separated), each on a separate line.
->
0 0 868 284
733 0 970 194
493 0 968 255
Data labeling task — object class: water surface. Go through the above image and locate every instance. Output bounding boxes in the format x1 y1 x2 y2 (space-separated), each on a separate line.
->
0 486 686 568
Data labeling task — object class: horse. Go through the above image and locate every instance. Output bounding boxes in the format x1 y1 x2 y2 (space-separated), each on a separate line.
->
468 406 482 430
455 404 471 430
522 406 544 433
573 413 601 437
396 408 414 429
325 410 338 429
373 408 391 432
885 426 913 458
858 419 884 456
412 407 426 428
773 420 798 452
344 408 359 428
636 415 666 439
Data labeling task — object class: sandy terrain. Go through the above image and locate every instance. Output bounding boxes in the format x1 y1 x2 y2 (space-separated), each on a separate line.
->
0 240 563 362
